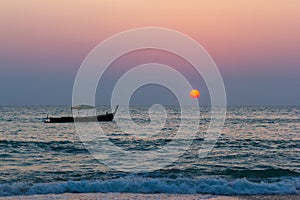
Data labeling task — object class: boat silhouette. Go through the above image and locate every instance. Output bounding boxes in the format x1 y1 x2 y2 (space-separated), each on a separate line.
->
45 105 119 123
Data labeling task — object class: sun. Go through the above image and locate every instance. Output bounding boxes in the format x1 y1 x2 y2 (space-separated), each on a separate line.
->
190 89 200 99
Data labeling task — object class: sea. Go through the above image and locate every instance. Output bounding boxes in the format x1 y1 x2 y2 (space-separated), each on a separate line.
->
0 106 299 199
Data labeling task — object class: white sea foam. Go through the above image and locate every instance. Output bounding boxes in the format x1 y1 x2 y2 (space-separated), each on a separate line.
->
0 177 299 197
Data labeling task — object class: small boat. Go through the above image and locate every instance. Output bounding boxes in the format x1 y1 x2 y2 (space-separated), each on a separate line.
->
45 105 119 123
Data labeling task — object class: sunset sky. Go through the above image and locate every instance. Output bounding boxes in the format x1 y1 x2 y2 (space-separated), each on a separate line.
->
0 0 299 105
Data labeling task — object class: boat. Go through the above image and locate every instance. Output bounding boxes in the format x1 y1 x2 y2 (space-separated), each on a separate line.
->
44 105 119 123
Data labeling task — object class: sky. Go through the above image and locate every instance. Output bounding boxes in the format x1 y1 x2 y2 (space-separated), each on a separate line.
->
0 0 299 106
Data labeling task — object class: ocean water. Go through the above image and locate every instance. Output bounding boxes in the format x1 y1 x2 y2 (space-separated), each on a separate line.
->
0 106 299 197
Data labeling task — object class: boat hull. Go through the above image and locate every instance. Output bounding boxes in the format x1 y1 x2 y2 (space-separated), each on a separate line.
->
45 113 114 123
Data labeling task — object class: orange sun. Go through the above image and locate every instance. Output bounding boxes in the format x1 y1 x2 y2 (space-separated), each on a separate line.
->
190 89 200 99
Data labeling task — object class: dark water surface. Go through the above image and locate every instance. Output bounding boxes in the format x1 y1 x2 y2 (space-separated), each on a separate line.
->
0 106 299 196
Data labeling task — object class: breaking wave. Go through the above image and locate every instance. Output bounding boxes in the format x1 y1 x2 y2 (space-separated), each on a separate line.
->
0 176 299 197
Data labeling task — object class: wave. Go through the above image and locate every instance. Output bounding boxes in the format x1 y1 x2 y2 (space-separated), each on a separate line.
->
0 177 299 197
217 168 300 178
154 167 300 179
0 140 88 154
225 118 300 124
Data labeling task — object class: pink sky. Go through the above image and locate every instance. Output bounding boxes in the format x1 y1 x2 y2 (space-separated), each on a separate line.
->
1 1 299 71
0 1 299 105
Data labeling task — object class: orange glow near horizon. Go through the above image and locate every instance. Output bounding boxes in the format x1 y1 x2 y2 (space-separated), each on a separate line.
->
190 89 200 99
